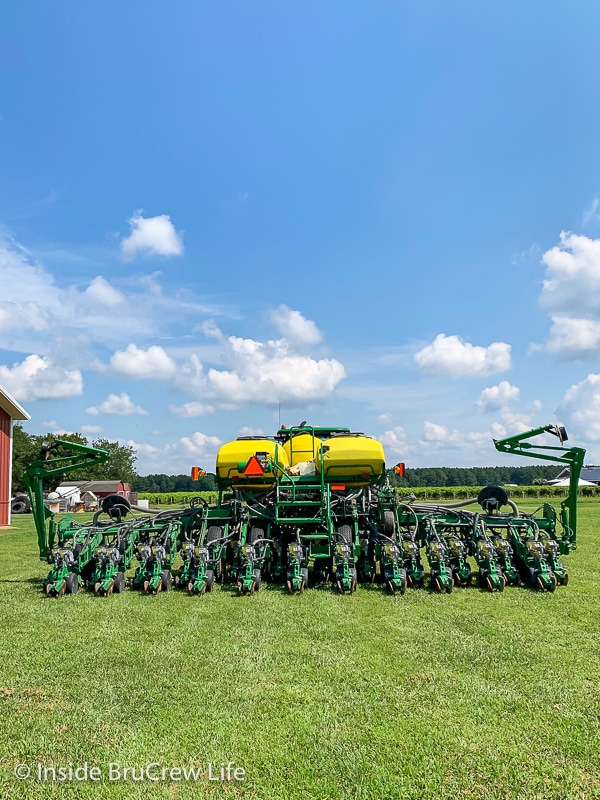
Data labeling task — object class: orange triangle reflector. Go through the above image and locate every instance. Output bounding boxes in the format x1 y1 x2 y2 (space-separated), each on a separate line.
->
243 455 265 476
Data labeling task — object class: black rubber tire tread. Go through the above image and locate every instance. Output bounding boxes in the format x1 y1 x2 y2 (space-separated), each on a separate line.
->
65 572 79 595
383 511 396 538
161 570 172 592
206 526 223 579
206 526 222 544
205 569 215 592
252 568 261 591
337 525 353 544
113 572 125 593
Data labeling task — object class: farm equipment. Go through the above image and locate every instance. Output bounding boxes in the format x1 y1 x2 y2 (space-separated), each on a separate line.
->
24 423 585 597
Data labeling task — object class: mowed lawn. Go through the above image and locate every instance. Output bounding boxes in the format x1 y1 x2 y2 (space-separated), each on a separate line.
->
0 500 599 800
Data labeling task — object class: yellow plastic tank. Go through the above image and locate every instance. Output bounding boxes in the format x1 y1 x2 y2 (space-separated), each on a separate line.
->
216 438 289 488
282 432 322 466
315 434 385 485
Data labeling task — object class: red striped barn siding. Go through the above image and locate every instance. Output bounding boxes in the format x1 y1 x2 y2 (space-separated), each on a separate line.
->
0 408 11 526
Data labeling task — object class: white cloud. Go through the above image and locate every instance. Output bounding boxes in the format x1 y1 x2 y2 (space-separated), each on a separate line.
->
541 232 600 319
377 413 392 425
173 328 345 410
83 276 124 306
414 334 512 377
270 305 322 346
378 425 410 457
557 373 600 441
546 316 600 357
106 344 177 379
86 392 148 416
170 401 216 417
421 421 490 451
127 431 222 474
0 236 225 358
238 426 265 436
539 233 600 358
120 211 184 260
80 425 103 434
0 354 83 401
476 381 520 412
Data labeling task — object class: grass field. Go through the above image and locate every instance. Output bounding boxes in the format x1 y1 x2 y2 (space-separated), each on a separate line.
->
1 500 599 799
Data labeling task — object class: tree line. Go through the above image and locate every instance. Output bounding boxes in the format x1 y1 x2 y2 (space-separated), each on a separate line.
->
389 464 560 488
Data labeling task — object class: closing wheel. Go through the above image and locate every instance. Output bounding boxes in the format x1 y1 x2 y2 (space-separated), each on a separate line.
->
113 572 125 593
65 573 79 595
537 575 545 592
205 569 215 592
548 574 557 593
337 525 353 543
383 511 396 538
350 568 357 594
529 567 538 588
161 570 172 592
300 567 309 593
252 569 261 592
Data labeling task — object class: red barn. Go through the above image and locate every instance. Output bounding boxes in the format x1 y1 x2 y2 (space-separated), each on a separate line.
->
0 386 30 527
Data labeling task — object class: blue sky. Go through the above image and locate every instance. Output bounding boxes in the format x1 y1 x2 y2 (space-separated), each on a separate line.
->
2 1 600 474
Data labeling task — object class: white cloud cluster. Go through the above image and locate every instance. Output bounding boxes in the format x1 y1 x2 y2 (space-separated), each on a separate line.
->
540 232 600 358
0 236 221 366
86 392 148 416
476 381 520 412
106 344 177 380
557 374 600 441
127 431 222 474
378 425 410 457
0 354 83 401
83 276 124 306
120 211 184 260
414 334 512 377
270 305 322 346
170 324 345 414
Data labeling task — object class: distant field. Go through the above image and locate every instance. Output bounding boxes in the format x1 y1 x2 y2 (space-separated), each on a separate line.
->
1 499 599 799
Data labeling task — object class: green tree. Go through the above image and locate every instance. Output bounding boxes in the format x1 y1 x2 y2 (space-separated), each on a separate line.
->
10 426 138 490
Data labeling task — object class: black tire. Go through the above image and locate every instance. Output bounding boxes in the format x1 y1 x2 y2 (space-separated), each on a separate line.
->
112 572 125 593
383 511 396 538
249 527 264 544
206 526 223 579
65 573 79 595
161 570 172 592
301 567 309 589
205 569 215 592
399 568 407 595
478 567 487 587
252 568 261 591
11 499 27 514
529 567 538 588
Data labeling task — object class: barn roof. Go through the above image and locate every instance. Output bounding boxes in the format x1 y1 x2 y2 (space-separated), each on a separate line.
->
56 480 129 492
555 466 600 483
0 384 30 421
